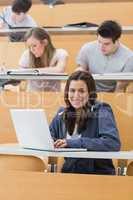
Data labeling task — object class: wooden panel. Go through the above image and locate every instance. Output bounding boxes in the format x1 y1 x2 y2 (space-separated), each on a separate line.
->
0 42 25 68
29 3 133 26
0 171 133 200
61 0 133 2
98 93 133 150
127 161 133 176
0 0 41 6
0 154 46 172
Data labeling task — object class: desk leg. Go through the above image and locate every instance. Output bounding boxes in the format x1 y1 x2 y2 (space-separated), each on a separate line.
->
117 160 128 175
48 157 58 172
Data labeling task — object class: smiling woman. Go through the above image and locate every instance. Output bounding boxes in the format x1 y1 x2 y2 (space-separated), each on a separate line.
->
50 70 121 175
19 27 68 91
68 80 89 110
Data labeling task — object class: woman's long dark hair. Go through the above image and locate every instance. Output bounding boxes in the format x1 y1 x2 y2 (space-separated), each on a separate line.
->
24 27 55 68
63 70 97 135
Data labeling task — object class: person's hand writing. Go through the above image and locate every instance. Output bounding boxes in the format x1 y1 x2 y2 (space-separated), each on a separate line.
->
54 139 67 148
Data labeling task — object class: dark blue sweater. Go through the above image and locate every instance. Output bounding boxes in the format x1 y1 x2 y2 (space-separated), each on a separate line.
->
49 102 121 175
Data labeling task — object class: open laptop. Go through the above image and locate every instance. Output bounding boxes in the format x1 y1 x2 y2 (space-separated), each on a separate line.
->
10 109 87 152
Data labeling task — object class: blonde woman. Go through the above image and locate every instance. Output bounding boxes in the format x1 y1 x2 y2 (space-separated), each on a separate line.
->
19 27 68 91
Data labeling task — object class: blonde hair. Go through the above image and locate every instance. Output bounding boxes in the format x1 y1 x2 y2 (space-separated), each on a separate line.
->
24 27 55 68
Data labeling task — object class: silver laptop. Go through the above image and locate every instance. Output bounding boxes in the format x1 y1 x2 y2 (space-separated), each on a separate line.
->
10 109 87 152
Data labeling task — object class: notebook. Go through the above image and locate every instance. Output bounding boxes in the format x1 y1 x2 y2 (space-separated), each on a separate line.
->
63 22 98 28
10 109 87 152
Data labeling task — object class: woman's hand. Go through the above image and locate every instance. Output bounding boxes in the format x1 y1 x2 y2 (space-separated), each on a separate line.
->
54 139 67 148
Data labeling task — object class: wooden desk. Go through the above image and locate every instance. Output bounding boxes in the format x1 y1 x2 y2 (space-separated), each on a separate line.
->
0 0 41 6
30 3 133 26
0 170 133 200
54 0 133 3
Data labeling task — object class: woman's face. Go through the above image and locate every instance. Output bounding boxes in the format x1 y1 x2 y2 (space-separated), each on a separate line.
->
68 80 89 110
26 36 46 58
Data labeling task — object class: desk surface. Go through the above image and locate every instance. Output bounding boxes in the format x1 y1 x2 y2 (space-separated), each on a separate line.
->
0 170 133 200
0 73 133 80
0 144 133 159
0 73 68 80
0 26 133 36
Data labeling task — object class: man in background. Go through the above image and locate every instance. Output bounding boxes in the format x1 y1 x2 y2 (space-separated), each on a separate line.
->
0 0 37 41
76 20 133 92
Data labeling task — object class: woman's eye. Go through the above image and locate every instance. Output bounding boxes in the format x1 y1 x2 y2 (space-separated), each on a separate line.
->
79 89 85 93
69 89 75 93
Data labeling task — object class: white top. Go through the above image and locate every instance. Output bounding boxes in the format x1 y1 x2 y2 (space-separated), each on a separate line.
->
19 48 68 91
0 6 37 28
76 41 133 92
67 124 81 139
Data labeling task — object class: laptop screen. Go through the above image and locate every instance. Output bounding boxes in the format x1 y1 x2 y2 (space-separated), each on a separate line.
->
10 109 87 152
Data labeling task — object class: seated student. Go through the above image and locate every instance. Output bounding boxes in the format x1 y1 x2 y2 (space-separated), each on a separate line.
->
76 20 133 92
19 27 68 91
50 71 121 175
0 0 37 41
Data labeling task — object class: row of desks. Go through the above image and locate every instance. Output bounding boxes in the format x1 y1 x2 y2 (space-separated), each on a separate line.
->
0 144 133 160
0 72 133 80
0 26 133 36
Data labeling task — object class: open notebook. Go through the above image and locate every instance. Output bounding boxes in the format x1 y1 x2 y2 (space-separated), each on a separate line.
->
10 109 87 152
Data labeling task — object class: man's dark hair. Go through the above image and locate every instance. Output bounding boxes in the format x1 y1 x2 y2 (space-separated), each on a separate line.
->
12 0 32 14
97 20 122 43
